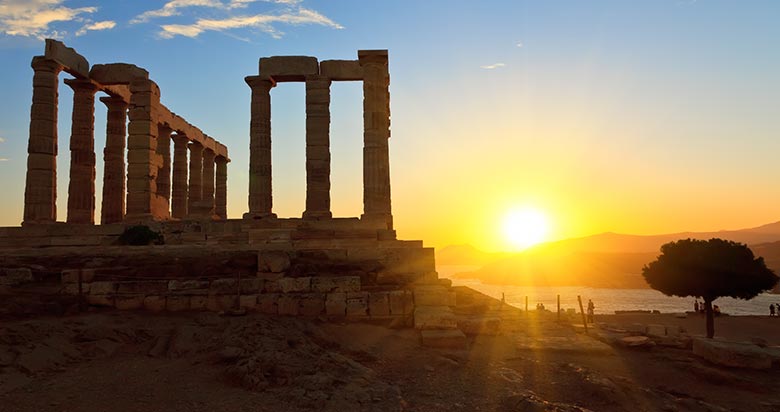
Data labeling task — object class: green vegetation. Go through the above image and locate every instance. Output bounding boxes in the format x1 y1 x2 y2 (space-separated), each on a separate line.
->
642 238 778 338
118 225 164 246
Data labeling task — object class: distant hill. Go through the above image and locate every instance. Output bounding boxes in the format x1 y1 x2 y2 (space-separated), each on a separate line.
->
444 221 780 292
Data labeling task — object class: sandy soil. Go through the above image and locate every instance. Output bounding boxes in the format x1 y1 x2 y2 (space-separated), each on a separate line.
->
1 289 780 412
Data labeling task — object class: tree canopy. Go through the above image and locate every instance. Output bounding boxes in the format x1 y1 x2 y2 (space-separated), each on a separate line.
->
642 238 778 338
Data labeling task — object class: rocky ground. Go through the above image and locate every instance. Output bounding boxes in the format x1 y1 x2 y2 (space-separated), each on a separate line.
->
1 289 780 411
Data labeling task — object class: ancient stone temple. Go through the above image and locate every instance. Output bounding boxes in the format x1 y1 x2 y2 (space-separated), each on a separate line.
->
0 40 462 346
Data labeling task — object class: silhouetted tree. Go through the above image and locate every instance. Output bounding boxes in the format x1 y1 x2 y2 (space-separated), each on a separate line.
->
642 238 778 338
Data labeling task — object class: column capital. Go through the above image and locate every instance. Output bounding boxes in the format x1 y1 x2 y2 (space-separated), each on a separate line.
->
215 155 230 165
64 78 99 93
188 140 204 152
202 148 216 160
31 56 63 73
99 95 128 110
358 50 389 66
172 133 189 145
304 74 332 84
245 75 275 90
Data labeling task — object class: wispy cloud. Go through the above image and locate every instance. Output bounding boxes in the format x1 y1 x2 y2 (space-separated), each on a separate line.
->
75 20 115 36
516 41 523 48
480 63 506 70
159 7 342 39
0 0 97 39
131 0 225 24
0 158 8 162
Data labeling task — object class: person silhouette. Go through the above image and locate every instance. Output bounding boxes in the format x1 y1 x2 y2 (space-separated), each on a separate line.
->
587 299 595 323
694 300 699 313
770 304 776 317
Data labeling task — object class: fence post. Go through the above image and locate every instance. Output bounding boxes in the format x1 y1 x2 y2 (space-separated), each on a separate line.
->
577 295 588 333
525 295 528 313
557 294 561 322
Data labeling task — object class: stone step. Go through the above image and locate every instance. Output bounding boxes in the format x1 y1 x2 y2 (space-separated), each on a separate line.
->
413 285 456 306
414 305 458 330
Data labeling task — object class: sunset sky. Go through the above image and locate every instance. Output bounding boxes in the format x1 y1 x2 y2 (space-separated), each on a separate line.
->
0 1 778 252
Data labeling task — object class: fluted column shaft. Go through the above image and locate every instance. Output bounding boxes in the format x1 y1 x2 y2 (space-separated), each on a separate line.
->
171 134 189 219
199 148 216 217
23 57 62 225
303 75 332 219
65 78 99 224
157 124 172 205
100 96 128 224
359 51 393 229
244 76 275 219
215 156 228 219
125 79 162 221
187 142 203 217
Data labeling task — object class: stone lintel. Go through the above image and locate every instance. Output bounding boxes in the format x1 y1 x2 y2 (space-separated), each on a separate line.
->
44 39 89 78
259 56 319 82
357 49 389 63
101 85 131 103
89 63 150 85
320 60 363 81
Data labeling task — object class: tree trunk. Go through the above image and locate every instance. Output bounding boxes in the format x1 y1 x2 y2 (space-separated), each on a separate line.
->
704 298 715 339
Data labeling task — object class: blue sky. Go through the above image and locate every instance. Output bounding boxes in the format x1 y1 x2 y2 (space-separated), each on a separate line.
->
0 1 779 251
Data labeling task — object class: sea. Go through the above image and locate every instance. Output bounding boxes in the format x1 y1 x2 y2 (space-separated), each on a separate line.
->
439 265 780 316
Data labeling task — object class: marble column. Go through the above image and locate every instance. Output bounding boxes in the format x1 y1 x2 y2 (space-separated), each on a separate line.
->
199 148 216 217
156 124 172 206
99 96 128 224
171 134 189 219
244 76 275 219
215 156 228 219
358 50 393 229
64 78 99 224
303 75 332 219
23 57 62 225
125 79 161 221
187 141 203 217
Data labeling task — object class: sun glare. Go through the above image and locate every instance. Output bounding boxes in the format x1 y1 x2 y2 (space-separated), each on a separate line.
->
503 208 550 250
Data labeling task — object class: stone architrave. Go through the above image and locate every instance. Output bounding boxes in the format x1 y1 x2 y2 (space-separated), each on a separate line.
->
23 57 62 224
358 50 393 229
187 141 203 217
171 134 189 219
126 78 165 221
156 124 173 205
215 156 228 219
100 96 128 224
303 75 332 220
64 78 99 224
244 76 276 219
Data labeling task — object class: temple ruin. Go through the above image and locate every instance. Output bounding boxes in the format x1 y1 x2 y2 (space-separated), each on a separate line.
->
0 40 463 347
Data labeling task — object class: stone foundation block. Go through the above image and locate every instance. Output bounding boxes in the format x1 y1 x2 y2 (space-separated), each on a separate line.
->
210 278 238 294
414 306 457 330
258 294 279 314
263 280 281 293
257 272 283 281
389 290 414 315
346 292 369 317
311 276 360 293
239 295 259 310
143 296 166 312
61 269 95 283
279 277 311 293
369 292 390 317
90 281 117 295
168 280 209 294
421 329 468 350
325 293 346 316
258 251 291 273
118 281 168 295
115 295 144 310
299 294 325 317
414 286 455 307
87 295 114 307
190 296 208 310
208 295 237 312
0 268 33 286
692 338 773 369
240 279 263 294
61 283 90 295
278 295 299 316
167 296 190 312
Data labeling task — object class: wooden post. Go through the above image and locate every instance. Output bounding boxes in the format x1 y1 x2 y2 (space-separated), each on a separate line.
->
525 296 528 313
557 294 561 322
236 271 242 310
577 295 588 333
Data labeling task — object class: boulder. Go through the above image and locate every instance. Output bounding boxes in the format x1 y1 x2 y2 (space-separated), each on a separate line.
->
692 338 773 369
421 329 467 350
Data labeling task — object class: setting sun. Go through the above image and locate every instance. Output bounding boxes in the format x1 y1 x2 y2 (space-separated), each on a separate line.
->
503 208 551 250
